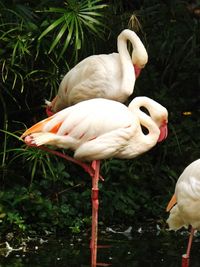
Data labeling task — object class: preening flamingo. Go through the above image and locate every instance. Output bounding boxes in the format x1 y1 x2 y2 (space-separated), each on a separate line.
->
46 29 148 115
22 96 168 266
166 159 200 267
23 97 168 159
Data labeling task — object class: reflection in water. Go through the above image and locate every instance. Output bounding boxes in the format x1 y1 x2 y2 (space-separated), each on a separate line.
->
0 229 200 267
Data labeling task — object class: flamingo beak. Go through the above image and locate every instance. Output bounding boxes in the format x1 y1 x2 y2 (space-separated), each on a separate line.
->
166 194 177 212
45 96 58 117
46 106 54 117
134 64 142 78
158 122 168 142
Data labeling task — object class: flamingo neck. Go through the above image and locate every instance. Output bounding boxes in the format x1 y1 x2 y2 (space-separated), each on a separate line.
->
117 30 148 97
138 111 160 145
117 32 136 97
128 97 163 145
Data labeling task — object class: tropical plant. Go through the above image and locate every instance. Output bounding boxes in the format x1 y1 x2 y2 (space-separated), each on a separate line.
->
1 0 200 238
0 0 110 236
37 0 108 62
0 0 109 169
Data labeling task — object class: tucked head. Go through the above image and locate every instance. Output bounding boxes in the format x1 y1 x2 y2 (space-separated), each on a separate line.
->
145 99 168 142
129 96 168 142
132 40 148 78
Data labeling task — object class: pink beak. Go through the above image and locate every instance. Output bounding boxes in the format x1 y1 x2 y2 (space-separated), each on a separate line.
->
46 106 54 117
158 123 168 142
134 65 142 78
46 95 58 116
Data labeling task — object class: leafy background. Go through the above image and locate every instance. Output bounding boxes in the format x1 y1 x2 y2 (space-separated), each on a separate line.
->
0 0 200 238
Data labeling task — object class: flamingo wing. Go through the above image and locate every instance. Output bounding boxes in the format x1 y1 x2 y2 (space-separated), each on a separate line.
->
52 53 126 111
74 123 136 160
22 99 136 155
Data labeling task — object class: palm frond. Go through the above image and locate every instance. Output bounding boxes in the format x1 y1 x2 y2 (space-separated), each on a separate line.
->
37 0 108 61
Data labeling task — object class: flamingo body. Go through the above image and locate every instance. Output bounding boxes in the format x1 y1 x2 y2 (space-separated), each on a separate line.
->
166 159 200 265
167 159 200 230
47 29 148 114
22 97 168 161
22 96 167 267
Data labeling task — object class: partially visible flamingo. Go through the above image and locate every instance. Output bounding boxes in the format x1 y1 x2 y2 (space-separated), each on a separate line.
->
22 96 168 266
46 29 148 115
166 159 200 267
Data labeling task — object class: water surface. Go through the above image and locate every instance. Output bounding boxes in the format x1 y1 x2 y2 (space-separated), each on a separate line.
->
0 227 200 267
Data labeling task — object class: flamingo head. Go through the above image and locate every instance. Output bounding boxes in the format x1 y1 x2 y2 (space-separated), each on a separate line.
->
128 96 168 143
145 99 168 143
132 45 148 78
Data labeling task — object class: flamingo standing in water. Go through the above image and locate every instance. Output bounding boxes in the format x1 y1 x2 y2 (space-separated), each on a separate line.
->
46 29 148 115
22 97 168 266
166 159 200 267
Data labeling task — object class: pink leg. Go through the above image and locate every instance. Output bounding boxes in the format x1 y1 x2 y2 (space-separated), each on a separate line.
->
25 143 104 266
182 227 195 267
33 145 104 180
90 160 100 267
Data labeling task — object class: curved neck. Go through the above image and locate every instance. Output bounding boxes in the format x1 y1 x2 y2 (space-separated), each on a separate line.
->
117 30 147 97
118 30 148 65
117 31 136 97
137 111 160 144
128 97 161 144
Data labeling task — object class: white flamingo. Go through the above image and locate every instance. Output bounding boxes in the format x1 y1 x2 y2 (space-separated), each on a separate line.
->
22 96 168 266
46 29 148 115
24 97 168 160
167 159 200 267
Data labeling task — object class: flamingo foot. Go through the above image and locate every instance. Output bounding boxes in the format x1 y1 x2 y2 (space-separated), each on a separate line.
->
24 135 37 146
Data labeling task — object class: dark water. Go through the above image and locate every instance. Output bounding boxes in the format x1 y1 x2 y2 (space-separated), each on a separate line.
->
0 228 200 267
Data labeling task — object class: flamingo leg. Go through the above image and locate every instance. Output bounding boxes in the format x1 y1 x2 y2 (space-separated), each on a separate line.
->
90 160 100 267
34 145 104 180
28 145 104 266
182 227 195 267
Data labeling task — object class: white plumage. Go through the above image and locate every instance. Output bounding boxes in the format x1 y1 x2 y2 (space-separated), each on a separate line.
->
167 159 200 230
22 96 168 266
167 159 200 263
46 29 148 114
22 97 168 161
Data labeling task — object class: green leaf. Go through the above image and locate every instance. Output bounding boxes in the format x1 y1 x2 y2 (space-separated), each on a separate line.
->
38 16 66 40
49 21 69 53
58 17 74 60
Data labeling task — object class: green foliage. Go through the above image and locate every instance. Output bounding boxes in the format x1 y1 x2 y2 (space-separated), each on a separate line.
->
0 0 108 126
0 0 109 237
0 0 200 237
38 0 107 61
0 129 92 235
0 183 91 234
